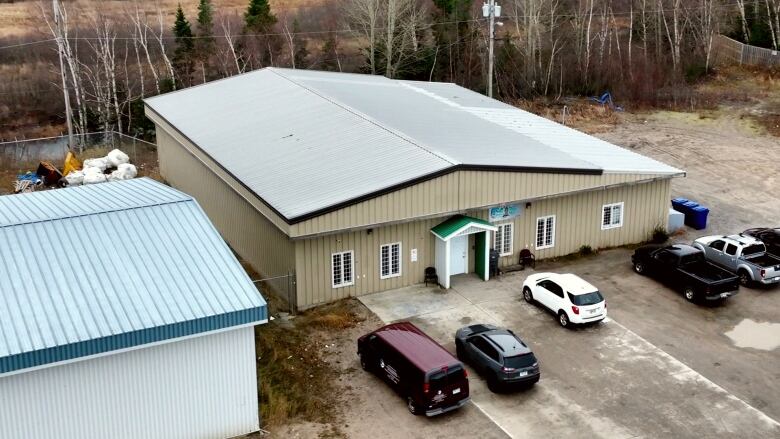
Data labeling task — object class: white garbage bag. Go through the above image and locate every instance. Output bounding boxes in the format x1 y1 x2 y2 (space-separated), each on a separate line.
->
64 170 85 186
107 149 130 167
83 157 109 171
83 167 107 184
108 163 138 181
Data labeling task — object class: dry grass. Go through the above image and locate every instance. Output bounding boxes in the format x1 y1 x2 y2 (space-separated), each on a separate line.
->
513 98 622 134
255 299 365 431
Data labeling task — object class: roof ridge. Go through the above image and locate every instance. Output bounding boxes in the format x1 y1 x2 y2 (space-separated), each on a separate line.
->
268 68 458 166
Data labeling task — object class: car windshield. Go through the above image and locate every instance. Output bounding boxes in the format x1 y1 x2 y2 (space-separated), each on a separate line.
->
503 353 537 369
680 252 705 265
743 244 766 256
568 291 604 306
427 365 465 390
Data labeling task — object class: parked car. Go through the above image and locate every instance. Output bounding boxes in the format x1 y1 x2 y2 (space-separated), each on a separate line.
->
632 244 740 302
357 322 470 416
522 273 607 328
743 227 780 257
455 323 540 392
692 234 780 287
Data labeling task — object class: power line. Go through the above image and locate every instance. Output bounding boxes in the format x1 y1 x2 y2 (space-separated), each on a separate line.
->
0 0 754 52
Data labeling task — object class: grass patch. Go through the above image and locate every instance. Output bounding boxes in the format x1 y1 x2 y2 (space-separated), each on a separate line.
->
256 299 365 431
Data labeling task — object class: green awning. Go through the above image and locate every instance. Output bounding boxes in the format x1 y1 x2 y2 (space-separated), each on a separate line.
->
431 215 497 240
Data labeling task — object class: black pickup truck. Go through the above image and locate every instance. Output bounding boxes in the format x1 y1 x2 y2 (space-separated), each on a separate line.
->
632 244 740 302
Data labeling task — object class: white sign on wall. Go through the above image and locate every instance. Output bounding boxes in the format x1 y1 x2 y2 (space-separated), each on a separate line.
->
411 248 418 262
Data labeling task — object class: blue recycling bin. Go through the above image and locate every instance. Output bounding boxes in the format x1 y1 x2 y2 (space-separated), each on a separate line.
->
681 201 699 214
687 206 709 230
671 198 689 212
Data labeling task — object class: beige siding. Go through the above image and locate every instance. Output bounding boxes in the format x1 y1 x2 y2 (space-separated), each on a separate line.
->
154 125 295 281
295 178 671 308
295 219 439 308
290 172 459 237
291 171 666 237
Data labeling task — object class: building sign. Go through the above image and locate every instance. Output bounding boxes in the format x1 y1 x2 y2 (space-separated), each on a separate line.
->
410 248 418 262
489 204 521 222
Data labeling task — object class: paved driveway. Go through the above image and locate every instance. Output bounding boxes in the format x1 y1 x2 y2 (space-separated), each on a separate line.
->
359 260 780 439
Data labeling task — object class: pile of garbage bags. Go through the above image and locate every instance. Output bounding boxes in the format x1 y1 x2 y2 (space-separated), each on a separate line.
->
64 149 137 187
13 148 138 194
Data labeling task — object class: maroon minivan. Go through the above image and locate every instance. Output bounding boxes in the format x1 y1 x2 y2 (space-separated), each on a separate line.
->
357 321 470 416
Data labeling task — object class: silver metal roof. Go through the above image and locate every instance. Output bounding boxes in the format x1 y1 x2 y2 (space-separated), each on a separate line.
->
146 68 682 221
0 178 266 373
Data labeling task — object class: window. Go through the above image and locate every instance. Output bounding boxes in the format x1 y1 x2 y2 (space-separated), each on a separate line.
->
332 250 354 288
568 291 604 305
380 242 402 279
709 240 725 251
601 202 624 230
494 223 514 256
725 244 738 256
536 215 555 249
471 336 500 362
654 250 677 265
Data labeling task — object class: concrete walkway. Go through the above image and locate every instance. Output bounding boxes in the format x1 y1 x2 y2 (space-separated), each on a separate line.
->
359 272 780 439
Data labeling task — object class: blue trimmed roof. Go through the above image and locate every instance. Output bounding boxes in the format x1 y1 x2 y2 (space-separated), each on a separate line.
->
0 178 267 374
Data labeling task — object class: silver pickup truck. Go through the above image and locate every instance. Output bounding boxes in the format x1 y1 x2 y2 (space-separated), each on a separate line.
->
693 234 780 287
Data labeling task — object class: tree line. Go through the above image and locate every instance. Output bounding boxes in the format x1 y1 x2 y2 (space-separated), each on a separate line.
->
0 0 775 141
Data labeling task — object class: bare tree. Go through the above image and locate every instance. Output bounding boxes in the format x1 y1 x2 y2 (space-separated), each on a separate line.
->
660 0 686 71
735 0 750 42
345 0 381 74
129 4 160 94
219 14 245 75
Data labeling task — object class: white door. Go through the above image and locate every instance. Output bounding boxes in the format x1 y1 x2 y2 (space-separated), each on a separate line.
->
450 235 468 275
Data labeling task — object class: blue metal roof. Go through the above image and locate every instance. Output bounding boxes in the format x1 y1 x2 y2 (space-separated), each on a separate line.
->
0 178 267 374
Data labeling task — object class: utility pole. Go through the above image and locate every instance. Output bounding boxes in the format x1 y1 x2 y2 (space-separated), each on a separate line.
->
53 0 75 150
483 1 501 98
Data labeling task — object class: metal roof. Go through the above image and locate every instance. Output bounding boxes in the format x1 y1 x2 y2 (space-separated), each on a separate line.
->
374 322 460 372
0 178 267 375
145 68 682 222
431 215 496 240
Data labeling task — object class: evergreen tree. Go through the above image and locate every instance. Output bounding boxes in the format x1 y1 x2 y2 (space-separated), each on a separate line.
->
172 4 194 76
195 0 215 74
245 0 276 33
320 34 340 72
292 19 309 69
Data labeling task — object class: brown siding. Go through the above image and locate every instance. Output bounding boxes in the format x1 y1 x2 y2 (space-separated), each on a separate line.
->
295 178 671 308
154 125 296 282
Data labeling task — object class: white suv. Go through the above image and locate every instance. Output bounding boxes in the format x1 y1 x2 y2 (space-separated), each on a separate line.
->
522 273 607 327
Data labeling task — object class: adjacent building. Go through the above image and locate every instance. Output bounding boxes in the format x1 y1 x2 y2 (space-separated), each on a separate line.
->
145 68 683 310
0 178 267 439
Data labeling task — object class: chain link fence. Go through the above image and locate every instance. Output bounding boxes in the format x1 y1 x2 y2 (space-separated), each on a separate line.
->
0 131 158 194
253 272 298 314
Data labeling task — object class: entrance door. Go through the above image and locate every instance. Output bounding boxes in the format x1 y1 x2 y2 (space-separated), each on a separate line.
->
450 235 468 275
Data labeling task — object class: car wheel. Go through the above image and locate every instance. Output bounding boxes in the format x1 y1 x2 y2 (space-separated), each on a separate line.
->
558 311 570 328
633 262 645 274
359 353 368 371
407 397 419 415
456 342 466 362
487 375 500 393
523 287 533 303
738 270 751 288
683 287 696 302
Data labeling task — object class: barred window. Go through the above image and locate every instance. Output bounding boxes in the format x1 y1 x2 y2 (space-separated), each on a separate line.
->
494 223 513 256
332 251 354 288
536 215 555 249
602 202 624 230
380 243 402 279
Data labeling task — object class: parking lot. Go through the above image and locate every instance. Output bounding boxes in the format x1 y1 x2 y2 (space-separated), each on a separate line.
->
359 249 780 438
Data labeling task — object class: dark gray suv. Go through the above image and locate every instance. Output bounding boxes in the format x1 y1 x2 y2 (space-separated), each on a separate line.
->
455 324 540 392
